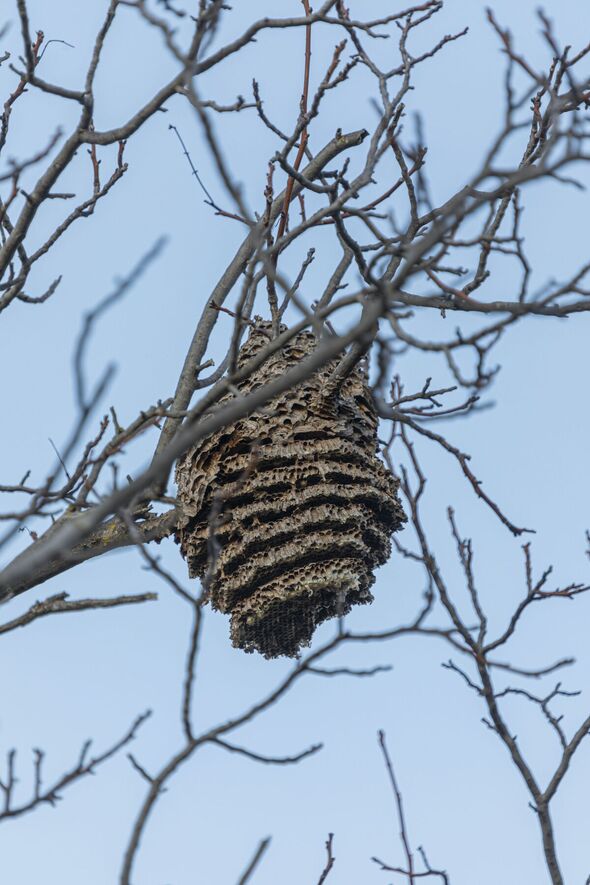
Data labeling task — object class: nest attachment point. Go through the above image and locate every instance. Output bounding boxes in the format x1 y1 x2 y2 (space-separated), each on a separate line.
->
175 320 406 658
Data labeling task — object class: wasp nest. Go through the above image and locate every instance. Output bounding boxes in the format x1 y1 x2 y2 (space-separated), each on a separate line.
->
175 320 406 658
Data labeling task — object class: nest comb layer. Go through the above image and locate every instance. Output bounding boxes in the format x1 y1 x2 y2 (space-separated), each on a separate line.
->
175 321 406 658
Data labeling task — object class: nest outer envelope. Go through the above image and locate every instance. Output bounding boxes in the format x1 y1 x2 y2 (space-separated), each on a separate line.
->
175 321 406 658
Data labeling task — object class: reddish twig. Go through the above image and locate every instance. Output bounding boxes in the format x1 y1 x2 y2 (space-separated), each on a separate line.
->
276 0 313 240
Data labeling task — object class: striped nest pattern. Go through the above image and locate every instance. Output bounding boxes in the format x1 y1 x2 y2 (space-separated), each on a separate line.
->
175 320 406 658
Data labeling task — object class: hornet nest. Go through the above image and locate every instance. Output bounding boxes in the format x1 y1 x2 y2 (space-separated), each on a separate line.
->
175 319 406 658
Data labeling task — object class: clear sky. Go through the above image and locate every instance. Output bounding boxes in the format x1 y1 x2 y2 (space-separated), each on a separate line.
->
1 2 590 883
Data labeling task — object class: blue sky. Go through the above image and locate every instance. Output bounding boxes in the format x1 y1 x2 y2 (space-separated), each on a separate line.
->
1 2 589 883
